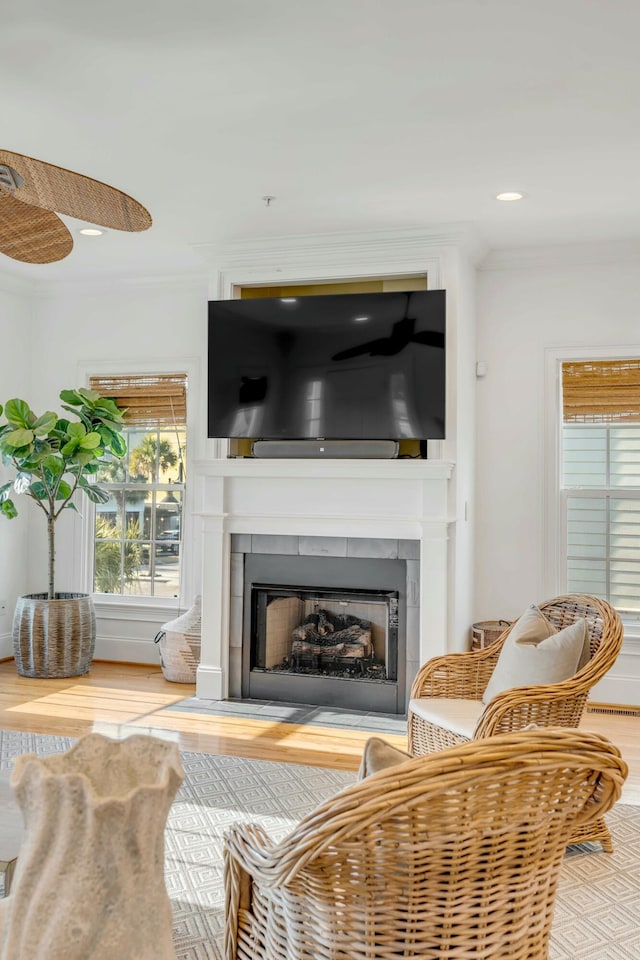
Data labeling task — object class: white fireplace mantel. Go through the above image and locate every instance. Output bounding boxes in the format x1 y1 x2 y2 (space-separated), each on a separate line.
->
194 457 455 701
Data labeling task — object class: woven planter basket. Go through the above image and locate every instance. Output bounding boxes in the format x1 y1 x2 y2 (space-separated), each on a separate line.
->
155 596 202 683
13 593 96 678
470 619 512 651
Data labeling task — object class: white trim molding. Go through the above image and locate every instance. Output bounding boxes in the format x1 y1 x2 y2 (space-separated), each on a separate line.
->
194 458 455 701
195 224 487 297
0 631 12 661
544 342 640 705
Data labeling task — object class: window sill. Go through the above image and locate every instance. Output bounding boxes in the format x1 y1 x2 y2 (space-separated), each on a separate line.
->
622 619 640 644
92 594 180 622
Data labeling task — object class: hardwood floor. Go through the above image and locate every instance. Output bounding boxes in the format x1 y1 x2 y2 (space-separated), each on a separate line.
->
0 660 637 801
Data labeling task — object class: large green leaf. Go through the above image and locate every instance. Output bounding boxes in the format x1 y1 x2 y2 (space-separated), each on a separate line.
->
95 397 120 413
59 389 84 406
66 421 86 440
3 428 34 449
43 455 64 476
108 432 127 457
4 399 32 428
55 480 73 500
76 387 100 404
79 431 101 450
79 481 110 504
61 438 80 456
1 499 17 519
30 481 49 500
52 418 70 436
15 452 46 470
31 411 58 437
73 450 99 467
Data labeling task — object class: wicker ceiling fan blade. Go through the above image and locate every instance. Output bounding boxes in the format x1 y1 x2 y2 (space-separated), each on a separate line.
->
0 193 73 263
0 150 152 233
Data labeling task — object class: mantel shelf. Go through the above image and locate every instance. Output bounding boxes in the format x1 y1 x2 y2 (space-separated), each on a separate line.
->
192 458 455 481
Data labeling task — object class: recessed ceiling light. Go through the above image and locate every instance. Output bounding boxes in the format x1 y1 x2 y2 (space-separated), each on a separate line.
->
280 297 297 304
496 192 524 202
353 316 370 323
79 227 104 236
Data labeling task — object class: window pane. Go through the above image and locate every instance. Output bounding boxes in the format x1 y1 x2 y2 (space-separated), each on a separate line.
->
96 452 126 484
127 429 184 484
127 429 158 483
91 378 186 599
94 493 143 594
610 559 640 612
567 497 607 560
566 558 607 597
610 426 640 487
562 425 607 487
610 499 640 561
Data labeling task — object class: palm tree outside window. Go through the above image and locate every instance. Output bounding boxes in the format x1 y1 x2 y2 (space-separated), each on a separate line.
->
88 373 187 598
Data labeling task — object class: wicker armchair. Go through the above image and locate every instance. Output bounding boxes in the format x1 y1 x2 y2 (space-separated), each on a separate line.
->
224 728 626 960
408 594 623 850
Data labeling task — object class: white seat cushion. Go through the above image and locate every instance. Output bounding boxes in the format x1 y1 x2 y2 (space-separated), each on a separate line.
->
409 698 484 740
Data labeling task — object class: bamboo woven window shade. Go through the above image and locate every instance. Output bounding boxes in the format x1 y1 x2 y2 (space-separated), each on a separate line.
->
88 374 187 427
562 359 640 424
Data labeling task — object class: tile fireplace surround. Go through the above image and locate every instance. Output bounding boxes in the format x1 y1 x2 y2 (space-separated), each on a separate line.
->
194 457 455 703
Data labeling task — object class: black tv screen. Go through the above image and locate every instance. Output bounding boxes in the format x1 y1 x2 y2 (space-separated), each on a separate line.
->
207 290 446 440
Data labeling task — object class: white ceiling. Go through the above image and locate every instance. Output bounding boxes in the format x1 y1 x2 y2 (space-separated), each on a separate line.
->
3 0 640 280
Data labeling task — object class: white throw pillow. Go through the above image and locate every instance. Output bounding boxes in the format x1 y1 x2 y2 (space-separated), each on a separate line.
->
357 737 412 781
483 604 586 705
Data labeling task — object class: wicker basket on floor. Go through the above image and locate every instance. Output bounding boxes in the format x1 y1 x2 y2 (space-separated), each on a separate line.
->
471 619 511 651
154 596 201 683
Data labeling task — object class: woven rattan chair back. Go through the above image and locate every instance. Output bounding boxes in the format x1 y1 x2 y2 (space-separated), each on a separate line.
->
407 594 624 850
409 594 622 744
224 728 627 960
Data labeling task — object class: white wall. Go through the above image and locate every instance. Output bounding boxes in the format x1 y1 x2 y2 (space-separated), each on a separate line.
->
0 280 32 657
26 274 209 662
1 227 477 670
476 250 640 703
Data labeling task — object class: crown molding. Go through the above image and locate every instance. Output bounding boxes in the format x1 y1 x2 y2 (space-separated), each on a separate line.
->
481 237 640 271
28 268 209 299
194 223 489 273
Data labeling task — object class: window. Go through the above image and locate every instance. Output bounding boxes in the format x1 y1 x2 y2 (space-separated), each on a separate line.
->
88 373 187 599
561 359 640 617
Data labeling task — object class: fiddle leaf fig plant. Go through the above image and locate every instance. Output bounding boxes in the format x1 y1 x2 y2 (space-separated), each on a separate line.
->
0 388 127 601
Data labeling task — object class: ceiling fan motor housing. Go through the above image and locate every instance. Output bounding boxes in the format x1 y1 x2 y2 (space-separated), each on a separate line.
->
0 164 24 194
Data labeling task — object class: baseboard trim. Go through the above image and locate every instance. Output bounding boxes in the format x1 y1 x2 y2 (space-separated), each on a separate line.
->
195 664 226 700
94 636 160 666
591 676 640 708
0 634 12 661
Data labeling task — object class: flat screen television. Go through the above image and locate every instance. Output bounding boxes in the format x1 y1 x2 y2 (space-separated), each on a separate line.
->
207 289 446 441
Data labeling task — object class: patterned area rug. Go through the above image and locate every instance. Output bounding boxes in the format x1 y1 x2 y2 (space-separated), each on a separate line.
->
0 730 638 960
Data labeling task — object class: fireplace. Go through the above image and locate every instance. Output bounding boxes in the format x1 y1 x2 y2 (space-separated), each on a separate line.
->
241 552 407 713
252 586 398 679
194 457 454 708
